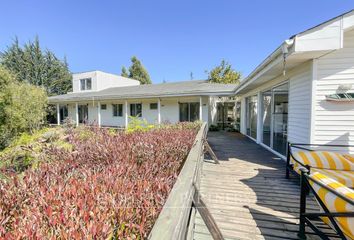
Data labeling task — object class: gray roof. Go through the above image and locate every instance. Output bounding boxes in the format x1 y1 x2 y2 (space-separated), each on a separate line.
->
48 80 237 103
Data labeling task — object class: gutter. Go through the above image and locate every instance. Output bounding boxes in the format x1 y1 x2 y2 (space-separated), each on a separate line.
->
47 91 236 104
235 39 295 94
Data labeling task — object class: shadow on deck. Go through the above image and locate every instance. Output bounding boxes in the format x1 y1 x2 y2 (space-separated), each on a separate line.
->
193 132 336 240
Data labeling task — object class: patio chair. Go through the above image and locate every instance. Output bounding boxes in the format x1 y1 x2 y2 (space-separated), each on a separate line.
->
286 143 354 188
298 169 354 239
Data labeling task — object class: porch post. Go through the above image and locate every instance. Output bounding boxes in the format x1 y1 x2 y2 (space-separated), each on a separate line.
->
157 98 161 125
199 96 203 122
97 102 101 127
56 103 60 125
125 100 128 129
75 102 79 126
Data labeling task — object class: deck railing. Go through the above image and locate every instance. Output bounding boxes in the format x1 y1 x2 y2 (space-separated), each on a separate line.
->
148 122 208 240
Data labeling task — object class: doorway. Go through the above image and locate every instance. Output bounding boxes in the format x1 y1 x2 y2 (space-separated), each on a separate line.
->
59 105 68 123
261 83 289 155
78 104 88 124
216 102 236 130
246 96 258 139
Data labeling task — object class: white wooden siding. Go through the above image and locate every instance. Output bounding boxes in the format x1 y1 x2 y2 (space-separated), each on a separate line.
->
288 63 312 144
314 29 354 152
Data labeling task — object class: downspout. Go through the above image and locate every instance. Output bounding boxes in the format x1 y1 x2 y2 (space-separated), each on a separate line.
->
281 39 295 76
235 39 295 94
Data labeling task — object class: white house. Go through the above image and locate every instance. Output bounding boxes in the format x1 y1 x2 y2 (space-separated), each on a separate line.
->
236 9 354 157
49 10 354 157
49 71 237 128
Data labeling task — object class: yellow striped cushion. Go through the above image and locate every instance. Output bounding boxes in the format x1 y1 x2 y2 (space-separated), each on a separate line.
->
313 168 354 189
343 154 354 163
309 172 354 239
291 151 354 170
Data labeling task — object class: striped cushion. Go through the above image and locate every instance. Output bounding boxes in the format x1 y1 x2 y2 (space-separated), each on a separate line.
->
309 172 354 239
291 151 354 170
313 168 354 189
343 154 354 163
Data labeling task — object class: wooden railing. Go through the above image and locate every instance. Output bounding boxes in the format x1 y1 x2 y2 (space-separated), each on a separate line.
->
148 122 208 240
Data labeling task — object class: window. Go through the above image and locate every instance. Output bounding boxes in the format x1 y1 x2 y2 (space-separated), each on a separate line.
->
80 78 92 91
179 102 200 122
112 104 123 117
150 103 158 110
130 103 142 117
101 104 107 110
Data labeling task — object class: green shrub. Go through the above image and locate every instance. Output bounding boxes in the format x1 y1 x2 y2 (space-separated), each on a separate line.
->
209 124 220 131
0 127 71 172
0 67 47 149
126 116 155 133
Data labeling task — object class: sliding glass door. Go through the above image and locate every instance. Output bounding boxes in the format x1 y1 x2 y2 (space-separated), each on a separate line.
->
262 91 272 147
246 96 257 140
179 102 200 122
260 83 289 155
272 84 288 155
78 105 88 124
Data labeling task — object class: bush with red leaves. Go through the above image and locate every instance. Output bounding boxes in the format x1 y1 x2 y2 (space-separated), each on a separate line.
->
0 123 198 239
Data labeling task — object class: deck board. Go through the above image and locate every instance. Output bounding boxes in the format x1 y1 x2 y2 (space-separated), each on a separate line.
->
193 132 338 240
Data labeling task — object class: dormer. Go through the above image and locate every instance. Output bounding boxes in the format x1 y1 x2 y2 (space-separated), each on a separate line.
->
72 71 140 93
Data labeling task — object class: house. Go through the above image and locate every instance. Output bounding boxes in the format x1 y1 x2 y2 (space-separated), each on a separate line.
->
236 9 354 157
49 10 354 157
48 71 237 128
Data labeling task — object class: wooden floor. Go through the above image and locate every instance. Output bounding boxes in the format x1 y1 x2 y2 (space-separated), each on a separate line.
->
193 132 337 240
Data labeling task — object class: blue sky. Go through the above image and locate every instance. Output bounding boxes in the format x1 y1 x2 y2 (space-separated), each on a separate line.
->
0 1 353 83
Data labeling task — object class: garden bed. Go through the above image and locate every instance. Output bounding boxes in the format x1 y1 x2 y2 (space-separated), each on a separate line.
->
0 123 199 239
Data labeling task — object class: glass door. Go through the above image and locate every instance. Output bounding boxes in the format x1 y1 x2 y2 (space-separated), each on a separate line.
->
262 91 272 147
78 104 88 123
59 105 68 123
246 96 257 139
216 102 236 130
272 84 288 155
261 83 288 156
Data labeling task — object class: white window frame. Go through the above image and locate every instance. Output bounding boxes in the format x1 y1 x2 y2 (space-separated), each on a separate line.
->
80 78 92 91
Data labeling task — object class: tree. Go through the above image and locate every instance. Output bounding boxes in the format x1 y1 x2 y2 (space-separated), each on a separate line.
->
0 67 47 149
121 56 152 84
121 66 129 77
0 36 72 96
207 59 241 84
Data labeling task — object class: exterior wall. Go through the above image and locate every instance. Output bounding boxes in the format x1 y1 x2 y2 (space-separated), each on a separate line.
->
96 71 140 91
72 71 139 93
238 61 313 155
209 97 218 125
60 96 211 127
288 63 312 144
313 29 354 152
72 72 98 92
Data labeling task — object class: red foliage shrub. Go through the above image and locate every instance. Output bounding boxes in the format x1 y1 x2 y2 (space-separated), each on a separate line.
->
0 124 197 239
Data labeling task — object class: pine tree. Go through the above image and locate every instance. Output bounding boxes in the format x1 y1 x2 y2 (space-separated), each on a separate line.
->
121 66 129 77
128 56 151 84
0 36 72 96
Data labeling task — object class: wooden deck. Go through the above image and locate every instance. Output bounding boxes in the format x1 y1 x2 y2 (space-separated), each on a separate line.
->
193 132 337 240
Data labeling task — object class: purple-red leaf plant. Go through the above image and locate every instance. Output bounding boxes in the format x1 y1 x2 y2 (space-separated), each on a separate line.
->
0 123 198 239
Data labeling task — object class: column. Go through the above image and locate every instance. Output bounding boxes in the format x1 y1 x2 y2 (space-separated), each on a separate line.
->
157 98 161 125
56 103 60 126
97 102 101 127
199 96 203 122
75 102 79 126
125 100 128 128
